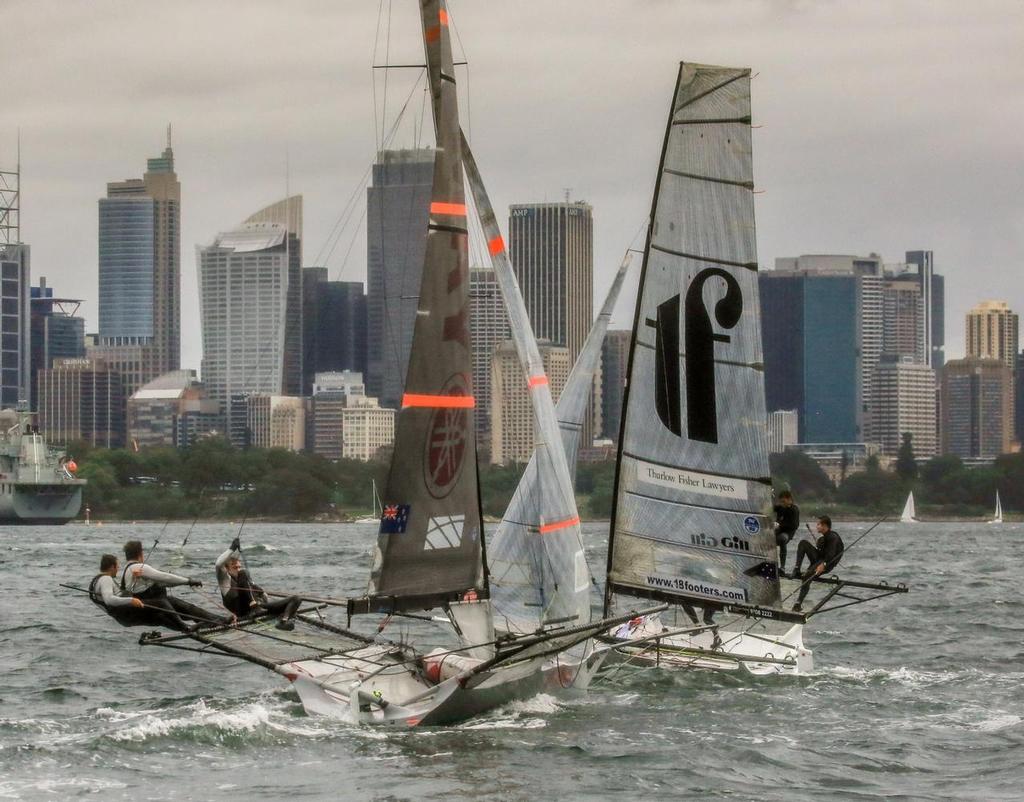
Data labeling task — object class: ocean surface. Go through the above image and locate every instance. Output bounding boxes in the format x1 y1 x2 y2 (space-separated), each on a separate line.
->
1 520 1021 801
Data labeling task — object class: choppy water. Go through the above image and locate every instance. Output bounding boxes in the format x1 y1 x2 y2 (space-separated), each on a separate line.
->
1 521 1021 801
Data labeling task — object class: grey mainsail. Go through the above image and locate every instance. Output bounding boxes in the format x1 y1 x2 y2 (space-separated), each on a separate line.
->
605 63 786 620
556 254 631 481
364 0 484 612
461 136 588 634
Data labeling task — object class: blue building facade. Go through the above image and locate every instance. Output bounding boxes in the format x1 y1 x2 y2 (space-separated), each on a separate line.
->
98 197 156 340
761 272 861 443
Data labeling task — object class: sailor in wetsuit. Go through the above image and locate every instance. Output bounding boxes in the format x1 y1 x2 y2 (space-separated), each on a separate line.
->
89 554 146 624
772 490 800 573
215 538 300 631
791 515 844 612
119 540 224 631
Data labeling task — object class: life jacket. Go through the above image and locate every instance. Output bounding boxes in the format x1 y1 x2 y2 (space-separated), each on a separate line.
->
88 574 107 608
120 561 166 600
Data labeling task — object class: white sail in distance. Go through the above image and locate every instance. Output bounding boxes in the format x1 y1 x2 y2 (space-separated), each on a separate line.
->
605 63 792 622
900 492 917 523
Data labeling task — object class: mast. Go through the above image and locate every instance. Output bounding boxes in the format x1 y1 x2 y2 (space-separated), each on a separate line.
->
604 63 797 623
356 0 483 614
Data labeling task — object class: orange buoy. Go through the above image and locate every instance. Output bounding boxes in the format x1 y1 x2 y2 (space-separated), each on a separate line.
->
67 460 78 473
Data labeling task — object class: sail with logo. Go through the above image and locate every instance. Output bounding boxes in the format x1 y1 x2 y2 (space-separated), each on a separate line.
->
603 62 797 630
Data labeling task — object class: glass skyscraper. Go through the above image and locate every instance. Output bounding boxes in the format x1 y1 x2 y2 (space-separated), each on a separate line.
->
94 135 180 399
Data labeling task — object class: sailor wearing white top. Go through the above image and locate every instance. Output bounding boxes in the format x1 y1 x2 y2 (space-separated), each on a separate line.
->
118 540 227 631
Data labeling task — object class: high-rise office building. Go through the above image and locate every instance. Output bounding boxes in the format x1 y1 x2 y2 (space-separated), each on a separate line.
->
508 200 596 443
761 255 883 443
0 243 31 407
365 149 434 408
905 250 945 370
37 357 124 448
872 355 937 458
30 278 85 408
490 339 571 465
1016 350 1024 447
95 134 180 395
766 409 799 454
127 370 220 449
198 197 303 444
301 267 367 395
940 357 1013 459
881 272 925 362
966 300 1019 369
246 395 306 452
308 371 394 461
0 159 30 408
469 267 510 447
601 329 631 442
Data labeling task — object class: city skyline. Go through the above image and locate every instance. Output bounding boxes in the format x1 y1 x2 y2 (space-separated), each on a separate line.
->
4 1 1021 373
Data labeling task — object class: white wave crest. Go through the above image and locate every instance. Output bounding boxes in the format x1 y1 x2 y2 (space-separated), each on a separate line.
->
458 693 560 730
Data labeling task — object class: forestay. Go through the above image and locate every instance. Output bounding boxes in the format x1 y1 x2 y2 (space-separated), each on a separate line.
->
363 0 484 613
461 136 588 635
606 63 782 618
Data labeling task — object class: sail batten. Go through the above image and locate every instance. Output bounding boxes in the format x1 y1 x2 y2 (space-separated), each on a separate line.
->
606 63 780 616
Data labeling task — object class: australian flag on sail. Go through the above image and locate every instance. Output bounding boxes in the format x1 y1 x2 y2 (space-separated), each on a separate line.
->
380 504 411 534
743 560 778 581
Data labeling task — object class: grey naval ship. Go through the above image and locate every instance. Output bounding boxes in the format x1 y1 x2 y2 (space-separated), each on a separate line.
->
0 409 84 524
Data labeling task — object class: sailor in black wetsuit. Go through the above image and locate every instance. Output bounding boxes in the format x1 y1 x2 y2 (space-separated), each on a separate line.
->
791 515 844 612
215 538 300 631
772 490 800 573
119 540 226 631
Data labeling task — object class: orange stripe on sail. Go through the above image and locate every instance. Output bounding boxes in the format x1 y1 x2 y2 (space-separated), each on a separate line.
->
430 202 467 216
527 375 548 388
439 8 450 25
487 235 506 256
402 393 476 409
539 516 581 534
425 26 441 43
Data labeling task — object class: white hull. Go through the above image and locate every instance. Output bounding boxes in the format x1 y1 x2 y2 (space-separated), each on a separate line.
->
278 641 600 727
602 616 812 676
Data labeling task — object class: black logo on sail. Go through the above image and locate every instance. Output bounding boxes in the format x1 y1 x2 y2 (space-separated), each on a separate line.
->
647 268 743 443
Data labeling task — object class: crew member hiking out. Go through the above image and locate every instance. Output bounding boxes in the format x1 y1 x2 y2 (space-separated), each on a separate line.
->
791 515 844 612
120 540 225 631
215 537 301 631
89 554 146 626
772 490 800 573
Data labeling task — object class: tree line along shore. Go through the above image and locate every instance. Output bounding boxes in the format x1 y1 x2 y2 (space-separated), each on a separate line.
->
69 437 1022 523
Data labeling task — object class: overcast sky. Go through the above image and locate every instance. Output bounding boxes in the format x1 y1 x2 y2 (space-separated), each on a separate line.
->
6 0 1023 371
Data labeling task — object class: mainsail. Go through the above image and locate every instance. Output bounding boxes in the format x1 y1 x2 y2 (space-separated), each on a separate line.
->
991 491 1003 524
364 0 484 612
461 136 589 634
605 63 787 621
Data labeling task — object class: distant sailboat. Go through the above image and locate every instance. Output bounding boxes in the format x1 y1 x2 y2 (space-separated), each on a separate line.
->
900 492 919 523
988 491 1003 524
353 479 382 524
